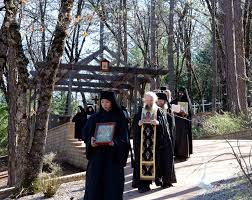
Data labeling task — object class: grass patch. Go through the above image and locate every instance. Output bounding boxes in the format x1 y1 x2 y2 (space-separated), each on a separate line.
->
193 112 246 139
39 153 62 198
14 153 63 198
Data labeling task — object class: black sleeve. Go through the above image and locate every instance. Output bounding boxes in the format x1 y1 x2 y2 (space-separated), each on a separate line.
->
114 118 130 167
82 116 96 160
72 113 78 122
132 109 141 153
188 98 193 120
157 109 172 148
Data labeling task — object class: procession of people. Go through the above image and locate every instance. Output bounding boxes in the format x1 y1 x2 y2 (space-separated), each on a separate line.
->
72 87 192 200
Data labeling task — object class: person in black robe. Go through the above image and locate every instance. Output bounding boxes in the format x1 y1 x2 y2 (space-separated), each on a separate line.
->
158 87 176 148
155 91 177 186
82 91 129 200
121 105 134 168
132 92 176 193
72 106 87 140
86 106 95 119
171 87 193 160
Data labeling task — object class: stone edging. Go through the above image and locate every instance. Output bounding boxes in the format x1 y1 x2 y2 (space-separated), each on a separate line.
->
45 172 86 185
48 122 74 132
199 129 252 140
0 172 86 199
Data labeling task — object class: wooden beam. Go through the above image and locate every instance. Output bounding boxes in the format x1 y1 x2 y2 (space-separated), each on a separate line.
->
30 71 147 83
54 87 119 93
56 80 132 89
36 62 168 75
60 64 167 75
77 47 105 65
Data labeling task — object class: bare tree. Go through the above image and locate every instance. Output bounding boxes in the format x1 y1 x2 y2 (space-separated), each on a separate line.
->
234 0 248 113
2 0 74 191
222 0 241 114
25 0 74 186
167 0 176 94
211 0 218 111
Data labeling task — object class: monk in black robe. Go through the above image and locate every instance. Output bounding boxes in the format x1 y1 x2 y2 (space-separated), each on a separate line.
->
171 87 193 160
82 91 129 200
86 106 95 119
158 87 176 147
72 106 87 140
132 92 176 193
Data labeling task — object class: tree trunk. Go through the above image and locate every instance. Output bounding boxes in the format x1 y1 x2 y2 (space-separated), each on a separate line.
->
184 17 193 94
39 0 47 60
216 0 228 111
122 0 128 63
80 92 88 108
25 0 74 185
4 0 30 188
233 0 248 113
0 17 16 186
167 0 176 94
211 0 218 111
222 0 241 114
150 0 157 67
244 1 252 106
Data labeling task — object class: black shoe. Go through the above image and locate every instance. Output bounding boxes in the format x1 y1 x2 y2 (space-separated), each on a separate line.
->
161 183 173 189
155 179 162 187
175 156 188 162
132 181 137 188
138 186 151 193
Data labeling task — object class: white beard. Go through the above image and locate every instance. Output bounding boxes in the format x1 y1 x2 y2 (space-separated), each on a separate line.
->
144 103 158 111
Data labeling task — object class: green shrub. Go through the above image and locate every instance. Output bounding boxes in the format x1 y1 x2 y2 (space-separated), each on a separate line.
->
42 179 61 198
193 112 245 139
36 153 63 198
39 173 61 198
42 152 62 176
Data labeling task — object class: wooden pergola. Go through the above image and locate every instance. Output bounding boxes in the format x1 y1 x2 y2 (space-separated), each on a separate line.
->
32 47 168 114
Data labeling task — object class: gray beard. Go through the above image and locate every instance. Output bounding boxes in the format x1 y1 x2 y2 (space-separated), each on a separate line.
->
145 104 153 110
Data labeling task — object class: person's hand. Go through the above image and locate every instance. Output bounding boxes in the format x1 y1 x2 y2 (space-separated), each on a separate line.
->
138 120 143 126
109 141 114 146
91 137 97 147
151 119 159 126
179 110 187 117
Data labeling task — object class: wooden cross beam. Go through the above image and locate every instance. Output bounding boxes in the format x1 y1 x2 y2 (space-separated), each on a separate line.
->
36 62 168 75
30 71 147 83
54 87 120 93
60 64 167 75
56 80 132 89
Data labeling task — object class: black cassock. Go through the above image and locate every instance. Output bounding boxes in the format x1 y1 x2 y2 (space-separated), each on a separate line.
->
166 102 176 149
171 97 193 158
132 108 176 188
82 111 129 200
72 111 87 140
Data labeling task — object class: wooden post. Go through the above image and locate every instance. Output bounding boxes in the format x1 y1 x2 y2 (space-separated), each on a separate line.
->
66 71 73 116
92 95 99 112
134 75 138 114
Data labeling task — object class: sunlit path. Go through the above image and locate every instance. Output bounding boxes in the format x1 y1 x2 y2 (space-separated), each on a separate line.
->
123 139 251 200
16 140 251 200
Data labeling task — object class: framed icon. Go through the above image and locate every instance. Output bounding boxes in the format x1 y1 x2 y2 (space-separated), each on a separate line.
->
100 59 109 71
178 102 189 114
94 122 116 145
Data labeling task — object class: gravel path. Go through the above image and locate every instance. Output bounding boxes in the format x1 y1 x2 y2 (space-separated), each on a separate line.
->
9 140 252 200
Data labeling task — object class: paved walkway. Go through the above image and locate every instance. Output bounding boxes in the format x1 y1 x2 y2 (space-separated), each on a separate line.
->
123 139 251 200
17 140 252 200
